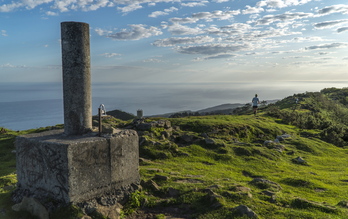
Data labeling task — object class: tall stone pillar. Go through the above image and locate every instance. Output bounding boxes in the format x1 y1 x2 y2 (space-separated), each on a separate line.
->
61 22 92 135
13 22 139 210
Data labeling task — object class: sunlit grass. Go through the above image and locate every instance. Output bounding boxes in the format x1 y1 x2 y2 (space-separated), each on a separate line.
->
139 114 348 218
1 113 348 218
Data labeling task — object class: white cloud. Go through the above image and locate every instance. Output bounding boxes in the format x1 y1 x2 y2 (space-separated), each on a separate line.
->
100 53 121 58
200 54 237 60
219 26 301 43
149 10 168 18
337 27 348 33
167 23 204 35
318 4 348 15
255 12 313 25
221 23 253 30
256 0 313 9
107 24 163 40
192 10 241 21
170 9 240 24
0 0 316 14
23 0 53 9
256 0 286 8
213 0 230 3
181 1 208 7
0 0 113 13
292 22 306 29
0 1 23 12
305 43 348 50
51 0 71 12
46 11 58 16
153 36 215 47
52 0 114 12
86 0 113 11
205 26 240 36
242 5 264 14
1 30 7 36
291 36 327 42
314 19 348 29
206 23 252 36
176 43 250 55
219 27 300 50
95 28 113 36
143 58 163 63
170 17 199 24
0 0 135 13
117 3 142 13
285 55 311 59
149 6 178 18
0 63 26 68
275 20 295 28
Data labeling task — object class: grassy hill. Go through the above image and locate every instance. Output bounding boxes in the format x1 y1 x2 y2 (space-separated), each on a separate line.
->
1 88 348 218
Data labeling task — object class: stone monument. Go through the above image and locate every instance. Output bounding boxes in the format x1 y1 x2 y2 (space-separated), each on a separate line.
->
13 22 139 206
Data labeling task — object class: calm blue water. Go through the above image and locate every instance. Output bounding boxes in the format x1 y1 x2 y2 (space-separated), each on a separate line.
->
1 82 249 130
0 81 345 130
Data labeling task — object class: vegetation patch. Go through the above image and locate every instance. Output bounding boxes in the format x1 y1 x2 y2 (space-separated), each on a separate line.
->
3 88 348 218
233 147 253 156
249 178 282 192
291 198 338 213
281 178 315 188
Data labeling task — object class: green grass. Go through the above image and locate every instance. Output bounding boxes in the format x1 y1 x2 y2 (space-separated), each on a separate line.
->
138 114 348 218
1 114 348 218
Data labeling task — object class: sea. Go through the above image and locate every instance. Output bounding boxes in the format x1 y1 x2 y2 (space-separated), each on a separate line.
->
0 81 346 131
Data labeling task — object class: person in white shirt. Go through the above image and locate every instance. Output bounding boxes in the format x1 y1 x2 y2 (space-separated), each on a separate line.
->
252 94 260 115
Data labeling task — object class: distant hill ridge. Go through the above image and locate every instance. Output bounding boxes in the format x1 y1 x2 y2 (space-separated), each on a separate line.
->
197 103 245 113
149 99 279 118
106 100 280 120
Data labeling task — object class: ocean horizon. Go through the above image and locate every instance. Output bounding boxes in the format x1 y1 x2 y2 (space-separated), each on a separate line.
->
0 81 346 131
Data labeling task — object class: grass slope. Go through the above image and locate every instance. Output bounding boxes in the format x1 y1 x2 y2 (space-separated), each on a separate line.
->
135 114 348 218
1 91 348 218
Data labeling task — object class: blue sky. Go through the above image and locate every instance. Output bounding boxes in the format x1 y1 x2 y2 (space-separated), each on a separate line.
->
1 0 348 91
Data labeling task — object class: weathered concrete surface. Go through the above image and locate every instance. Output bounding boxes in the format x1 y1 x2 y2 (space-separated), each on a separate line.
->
15 129 139 204
12 197 49 219
61 21 92 135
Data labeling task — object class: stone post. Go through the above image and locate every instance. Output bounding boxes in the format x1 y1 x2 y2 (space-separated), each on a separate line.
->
137 109 143 118
13 22 139 208
61 22 92 135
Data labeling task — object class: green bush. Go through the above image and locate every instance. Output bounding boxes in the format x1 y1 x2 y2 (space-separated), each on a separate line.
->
265 89 348 147
320 124 348 147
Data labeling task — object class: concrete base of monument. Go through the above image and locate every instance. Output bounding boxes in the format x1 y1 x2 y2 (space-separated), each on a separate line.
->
13 128 139 205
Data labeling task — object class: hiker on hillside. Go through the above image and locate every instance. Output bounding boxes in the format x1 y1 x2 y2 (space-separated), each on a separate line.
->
252 94 260 115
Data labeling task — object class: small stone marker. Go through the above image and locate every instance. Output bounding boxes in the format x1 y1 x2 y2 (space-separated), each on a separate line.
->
137 109 143 118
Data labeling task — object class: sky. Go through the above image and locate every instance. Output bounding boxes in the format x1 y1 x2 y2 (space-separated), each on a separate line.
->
1 0 348 99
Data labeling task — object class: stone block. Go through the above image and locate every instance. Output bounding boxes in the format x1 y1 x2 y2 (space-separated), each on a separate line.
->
15 129 139 204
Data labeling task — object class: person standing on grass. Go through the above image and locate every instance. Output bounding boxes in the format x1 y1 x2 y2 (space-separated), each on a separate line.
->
252 94 260 115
